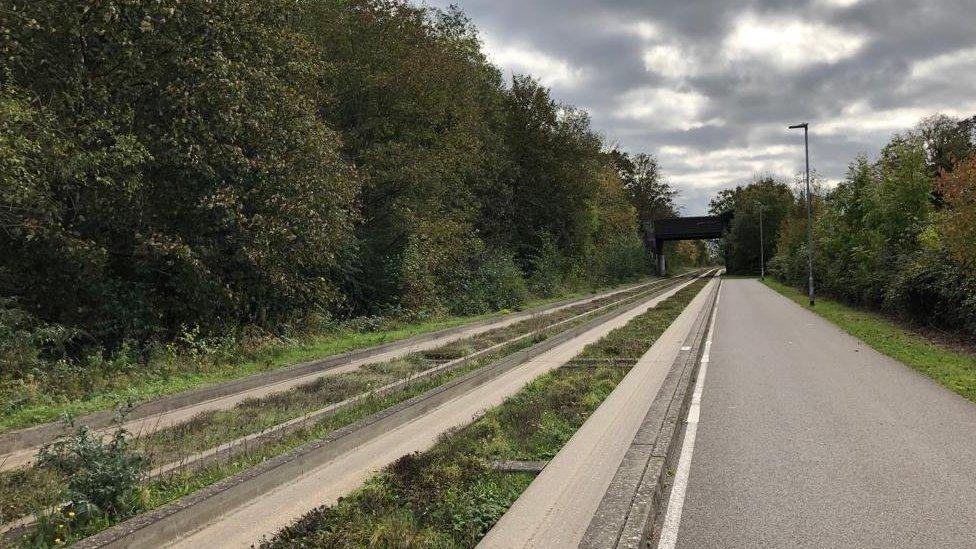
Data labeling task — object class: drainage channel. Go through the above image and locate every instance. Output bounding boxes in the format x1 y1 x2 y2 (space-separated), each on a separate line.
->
70 272 713 549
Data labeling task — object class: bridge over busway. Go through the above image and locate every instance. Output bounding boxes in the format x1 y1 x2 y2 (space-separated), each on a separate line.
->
643 212 732 275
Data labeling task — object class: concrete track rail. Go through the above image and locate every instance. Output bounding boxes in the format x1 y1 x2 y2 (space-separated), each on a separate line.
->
0 278 666 472
72 272 712 549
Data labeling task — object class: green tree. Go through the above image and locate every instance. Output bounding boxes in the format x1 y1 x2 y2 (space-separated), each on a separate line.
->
0 0 360 342
710 177 795 275
609 150 678 222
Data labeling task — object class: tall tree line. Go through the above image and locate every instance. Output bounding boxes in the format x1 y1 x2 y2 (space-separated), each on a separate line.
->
715 114 976 339
0 0 687 359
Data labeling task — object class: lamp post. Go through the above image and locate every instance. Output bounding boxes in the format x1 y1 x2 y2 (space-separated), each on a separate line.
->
757 202 765 280
789 122 814 306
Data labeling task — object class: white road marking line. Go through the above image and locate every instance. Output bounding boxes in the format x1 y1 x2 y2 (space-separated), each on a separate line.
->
657 283 722 549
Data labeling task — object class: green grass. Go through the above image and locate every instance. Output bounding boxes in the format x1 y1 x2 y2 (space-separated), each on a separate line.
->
1 281 649 435
1 318 469 435
260 279 709 548
136 287 638 465
764 278 976 403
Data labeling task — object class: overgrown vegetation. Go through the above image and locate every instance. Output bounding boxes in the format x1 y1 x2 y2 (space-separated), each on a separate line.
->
260 278 709 548
133 281 658 465
14 424 148 546
714 114 976 341
0 0 703 424
0 309 486 433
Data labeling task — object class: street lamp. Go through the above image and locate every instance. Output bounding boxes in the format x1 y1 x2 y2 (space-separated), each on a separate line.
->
789 122 814 306
755 202 766 280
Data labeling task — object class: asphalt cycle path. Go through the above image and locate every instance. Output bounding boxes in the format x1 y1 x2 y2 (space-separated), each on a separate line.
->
662 279 976 549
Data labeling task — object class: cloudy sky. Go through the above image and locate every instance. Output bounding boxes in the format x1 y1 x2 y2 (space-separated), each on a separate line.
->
422 0 976 214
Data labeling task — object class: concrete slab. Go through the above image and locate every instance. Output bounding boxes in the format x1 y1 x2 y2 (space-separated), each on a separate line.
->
160 278 703 549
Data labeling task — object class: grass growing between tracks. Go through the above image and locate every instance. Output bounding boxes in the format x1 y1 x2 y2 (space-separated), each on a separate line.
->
13 355 513 547
2 281 650 435
765 279 976 403
260 279 709 548
6 279 675 546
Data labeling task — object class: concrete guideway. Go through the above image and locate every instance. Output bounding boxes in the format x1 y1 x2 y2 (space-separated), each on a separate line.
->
478 275 720 548
131 274 710 548
663 279 976 548
0 277 667 473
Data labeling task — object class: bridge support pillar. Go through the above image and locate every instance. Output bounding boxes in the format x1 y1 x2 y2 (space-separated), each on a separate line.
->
655 239 666 276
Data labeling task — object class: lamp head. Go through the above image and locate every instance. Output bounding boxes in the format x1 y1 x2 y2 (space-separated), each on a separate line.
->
788 123 808 129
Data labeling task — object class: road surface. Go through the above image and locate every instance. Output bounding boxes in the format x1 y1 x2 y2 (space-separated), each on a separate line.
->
665 279 976 548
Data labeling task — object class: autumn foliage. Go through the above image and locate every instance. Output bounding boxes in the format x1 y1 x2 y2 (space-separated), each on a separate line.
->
938 156 976 269
763 115 976 338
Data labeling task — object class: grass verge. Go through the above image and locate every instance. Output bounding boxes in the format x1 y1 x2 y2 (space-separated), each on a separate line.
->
765 278 976 403
259 278 709 548
1 280 652 435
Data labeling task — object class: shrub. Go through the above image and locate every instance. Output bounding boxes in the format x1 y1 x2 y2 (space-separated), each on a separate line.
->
0 299 77 381
469 251 529 313
525 233 565 296
37 424 147 522
884 252 976 339
937 156 976 269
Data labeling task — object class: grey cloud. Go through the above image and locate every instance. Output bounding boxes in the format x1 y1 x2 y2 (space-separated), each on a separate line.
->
422 0 976 214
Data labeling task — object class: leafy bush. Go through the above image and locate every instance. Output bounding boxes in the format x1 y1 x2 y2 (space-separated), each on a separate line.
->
37 424 147 523
462 251 529 314
526 233 566 296
884 252 976 337
0 299 77 381
937 155 976 269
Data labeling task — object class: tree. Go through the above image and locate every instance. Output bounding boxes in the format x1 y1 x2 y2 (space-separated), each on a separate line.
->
937 155 976 269
609 150 678 222
0 0 660 367
914 114 976 178
710 177 795 275
299 0 509 314
0 0 360 342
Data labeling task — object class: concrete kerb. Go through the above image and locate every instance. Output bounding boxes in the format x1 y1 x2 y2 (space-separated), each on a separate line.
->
580 278 720 549
490 460 548 474
0 279 662 457
70 278 694 549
